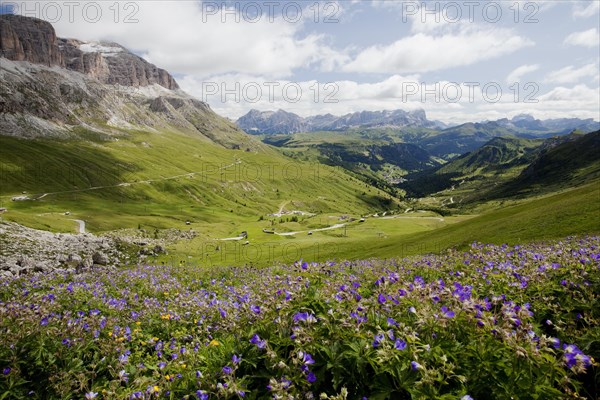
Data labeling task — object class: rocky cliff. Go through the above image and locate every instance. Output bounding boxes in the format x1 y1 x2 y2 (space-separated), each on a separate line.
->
0 14 62 66
0 14 178 90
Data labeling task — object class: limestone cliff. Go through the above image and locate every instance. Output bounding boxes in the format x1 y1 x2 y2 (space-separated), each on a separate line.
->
0 14 179 90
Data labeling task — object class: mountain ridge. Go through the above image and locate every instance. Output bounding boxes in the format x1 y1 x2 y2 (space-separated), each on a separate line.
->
402 131 599 200
236 108 599 140
236 108 443 134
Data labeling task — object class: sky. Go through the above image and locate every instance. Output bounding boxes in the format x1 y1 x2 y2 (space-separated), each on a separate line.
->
3 0 600 124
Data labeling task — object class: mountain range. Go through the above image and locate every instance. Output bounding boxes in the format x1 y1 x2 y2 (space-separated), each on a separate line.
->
236 108 598 137
236 108 445 134
1 15 598 209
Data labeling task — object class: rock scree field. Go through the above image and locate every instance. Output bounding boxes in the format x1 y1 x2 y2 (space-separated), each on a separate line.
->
1 236 598 399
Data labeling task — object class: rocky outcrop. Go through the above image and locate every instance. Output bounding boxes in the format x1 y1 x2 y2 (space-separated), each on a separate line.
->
0 222 202 277
0 14 62 66
59 38 110 81
0 223 118 276
0 14 178 90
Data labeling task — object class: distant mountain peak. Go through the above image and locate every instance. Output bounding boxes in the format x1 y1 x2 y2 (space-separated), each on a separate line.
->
512 114 536 122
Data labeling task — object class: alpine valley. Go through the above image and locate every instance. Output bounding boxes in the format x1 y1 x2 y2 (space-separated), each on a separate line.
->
0 10 599 400
0 14 599 271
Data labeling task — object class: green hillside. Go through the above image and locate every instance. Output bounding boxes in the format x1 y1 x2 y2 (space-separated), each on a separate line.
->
402 137 543 197
493 130 600 198
402 132 594 201
348 182 600 261
0 129 398 235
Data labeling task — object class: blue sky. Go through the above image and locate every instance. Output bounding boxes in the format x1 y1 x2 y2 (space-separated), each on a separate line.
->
3 1 599 123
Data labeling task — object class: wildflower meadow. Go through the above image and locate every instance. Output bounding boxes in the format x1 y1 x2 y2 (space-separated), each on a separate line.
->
1 236 598 399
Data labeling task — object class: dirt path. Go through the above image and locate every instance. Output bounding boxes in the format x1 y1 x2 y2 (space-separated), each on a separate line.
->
218 236 246 241
274 223 346 236
72 219 86 234
381 215 445 222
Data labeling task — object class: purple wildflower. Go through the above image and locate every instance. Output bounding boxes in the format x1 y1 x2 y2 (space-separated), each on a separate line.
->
250 333 266 349
293 312 316 323
196 391 209 400
394 339 407 350
441 306 455 318
372 333 385 348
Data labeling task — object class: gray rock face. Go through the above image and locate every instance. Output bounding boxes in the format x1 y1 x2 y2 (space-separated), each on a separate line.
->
59 38 110 81
92 251 109 265
0 14 178 90
0 14 62 66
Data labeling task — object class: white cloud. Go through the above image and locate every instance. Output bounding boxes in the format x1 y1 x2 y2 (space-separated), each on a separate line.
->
544 63 599 84
476 84 600 122
179 73 600 125
564 28 600 48
14 1 347 78
507 64 540 83
343 25 534 74
573 1 600 18
179 73 426 119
